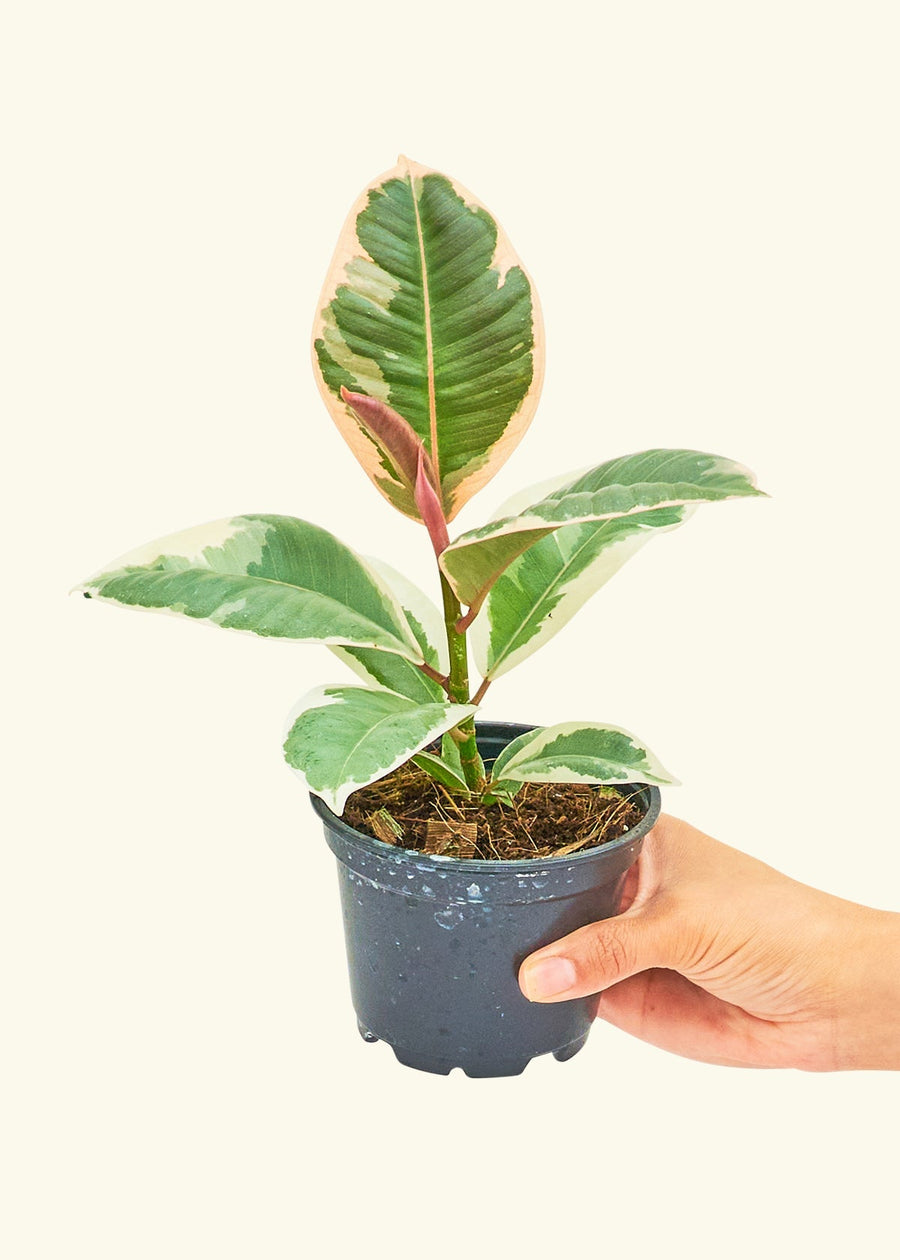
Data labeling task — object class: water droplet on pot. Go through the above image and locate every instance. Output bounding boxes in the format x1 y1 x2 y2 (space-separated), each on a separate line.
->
434 908 464 931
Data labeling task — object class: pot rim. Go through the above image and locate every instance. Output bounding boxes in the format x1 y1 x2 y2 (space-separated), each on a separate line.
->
309 718 662 873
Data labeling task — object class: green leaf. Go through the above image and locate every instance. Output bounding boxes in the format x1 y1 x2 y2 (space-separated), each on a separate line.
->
472 505 687 680
440 732 465 776
313 156 543 521
481 786 520 808
284 685 477 814
410 725 469 792
488 722 678 793
441 449 764 612
79 515 423 661
410 751 470 794
330 560 447 702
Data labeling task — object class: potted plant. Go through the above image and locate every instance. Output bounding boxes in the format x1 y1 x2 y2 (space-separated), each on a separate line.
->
80 157 762 1077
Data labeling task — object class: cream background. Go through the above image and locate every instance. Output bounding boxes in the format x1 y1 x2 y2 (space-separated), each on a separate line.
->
3 2 898 1256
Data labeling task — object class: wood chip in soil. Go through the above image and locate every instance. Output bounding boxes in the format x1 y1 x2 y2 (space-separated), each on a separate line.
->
343 762 646 862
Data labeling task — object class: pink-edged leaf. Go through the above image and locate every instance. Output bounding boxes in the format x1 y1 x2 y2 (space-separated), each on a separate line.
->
414 447 450 556
313 158 543 522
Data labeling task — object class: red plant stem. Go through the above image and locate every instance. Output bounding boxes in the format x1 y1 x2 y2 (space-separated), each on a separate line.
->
471 677 491 706
419 661 451 694
455 605 479 634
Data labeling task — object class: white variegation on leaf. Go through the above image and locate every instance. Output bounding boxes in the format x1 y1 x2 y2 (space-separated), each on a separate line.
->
81 158 766 816
441 449 764 614
481 466 594 520
471 504 691 680
487 721 678 795
283 685 476 815
330 560 448 703
78 515 423 661
313 156 544 522
410 751 469 793
410 718 469 793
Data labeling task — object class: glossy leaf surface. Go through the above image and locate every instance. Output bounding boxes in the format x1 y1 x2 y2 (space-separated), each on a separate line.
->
472 505 688 680
441 449 763 611
488 721 677 793
80 515 423 661
283 685 476 814
313 157 543 521
330 561 448 703
410 750 470 793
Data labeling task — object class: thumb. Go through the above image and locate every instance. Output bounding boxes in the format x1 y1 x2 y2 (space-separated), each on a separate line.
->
518 907 673 1003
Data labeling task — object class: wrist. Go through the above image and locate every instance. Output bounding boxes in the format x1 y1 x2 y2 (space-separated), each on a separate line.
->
833 907 900 1071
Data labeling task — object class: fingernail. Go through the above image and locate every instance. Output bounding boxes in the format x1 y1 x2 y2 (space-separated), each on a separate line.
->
521 956 577 1001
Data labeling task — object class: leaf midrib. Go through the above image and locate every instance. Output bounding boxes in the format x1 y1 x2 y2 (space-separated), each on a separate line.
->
486 523 620 678
444 496 695 613
332 701 451 789
451 492 696 556
408 168 440 488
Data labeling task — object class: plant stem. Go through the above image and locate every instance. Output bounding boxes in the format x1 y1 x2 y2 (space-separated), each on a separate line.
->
440 572 486 793
419 661 451 695
471 676 491 706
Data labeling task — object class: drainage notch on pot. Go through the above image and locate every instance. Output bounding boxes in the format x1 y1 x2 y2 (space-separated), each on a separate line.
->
311 722 660 1078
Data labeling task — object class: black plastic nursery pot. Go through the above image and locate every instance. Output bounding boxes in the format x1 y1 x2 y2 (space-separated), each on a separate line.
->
311 722 661 1078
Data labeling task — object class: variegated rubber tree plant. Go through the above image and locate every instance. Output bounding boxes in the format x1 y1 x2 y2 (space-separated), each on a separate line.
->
81 158 762 819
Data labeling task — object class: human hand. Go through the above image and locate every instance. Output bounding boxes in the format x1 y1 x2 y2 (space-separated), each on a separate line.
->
518 814 900 1070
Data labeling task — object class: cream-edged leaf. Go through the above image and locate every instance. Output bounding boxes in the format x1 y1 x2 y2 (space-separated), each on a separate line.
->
79 515 423 661
441 449 763 611
330 560 448 702
410 751 470 793
485 466 595 522
329 646 442 704
472 506 691 679
362 560 449 673
312 156 544 521
488 722 677 792
283 685 476 815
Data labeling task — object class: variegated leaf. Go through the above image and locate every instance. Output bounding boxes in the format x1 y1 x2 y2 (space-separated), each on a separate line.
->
487 722 677 794
330 560 448 703
283 685 476 815
440 731 465 776
441 449 764 612
472 505 688 680
411 728 468 791
410 750 470 793
79 515 423 661
312 156 543 521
